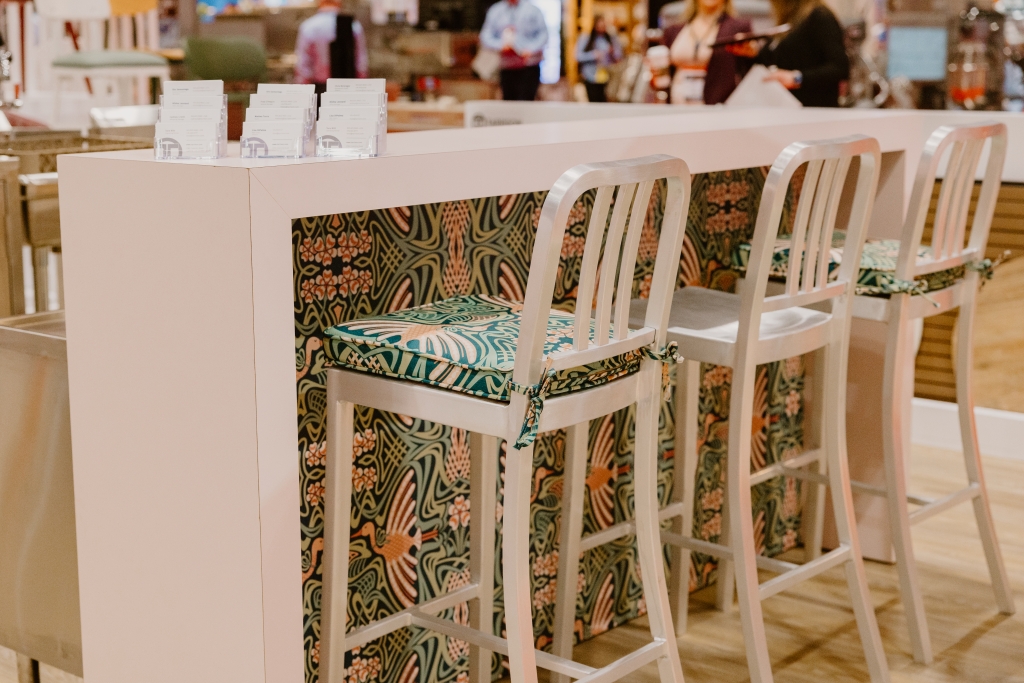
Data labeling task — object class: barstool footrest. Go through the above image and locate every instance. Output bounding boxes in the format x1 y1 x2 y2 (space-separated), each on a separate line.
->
411 613 598 679
345 583 481 650
750 448 824 486
660 531 733 559
759 546 852 601
574 640 670 683
579 504 687 552
908 483 981 525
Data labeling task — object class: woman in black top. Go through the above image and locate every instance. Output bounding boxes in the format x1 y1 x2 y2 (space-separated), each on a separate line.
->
741 0 850 107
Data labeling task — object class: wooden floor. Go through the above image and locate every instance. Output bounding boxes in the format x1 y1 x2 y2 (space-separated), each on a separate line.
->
1 446 1020 683
569 445 1024 683
973 256 1024 413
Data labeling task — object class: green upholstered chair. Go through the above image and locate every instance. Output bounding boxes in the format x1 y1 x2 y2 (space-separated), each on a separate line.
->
184 36 267 108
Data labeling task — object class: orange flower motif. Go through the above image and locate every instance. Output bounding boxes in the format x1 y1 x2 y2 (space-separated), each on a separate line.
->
701 512 722 539
353 466 377 492
306 481 325 507
532 579 558 609
532 550 559 577
447 495 470 529
305 441 326 468
353 429 377 457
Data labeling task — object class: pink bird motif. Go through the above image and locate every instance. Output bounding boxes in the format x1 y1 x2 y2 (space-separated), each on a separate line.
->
352 469 436 608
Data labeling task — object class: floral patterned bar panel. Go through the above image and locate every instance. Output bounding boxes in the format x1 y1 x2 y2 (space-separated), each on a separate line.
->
294 169 806 683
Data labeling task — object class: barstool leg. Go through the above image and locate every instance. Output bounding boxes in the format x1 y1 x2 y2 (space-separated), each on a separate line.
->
726 363 773 683
954 291 1015 615
633 363 686 683
823 341 890 683
882 300 932 664
503 438 540 683
552 422 588 683
469 433 499 683
801 348 827 562
322 381 355 683
668 359 699 634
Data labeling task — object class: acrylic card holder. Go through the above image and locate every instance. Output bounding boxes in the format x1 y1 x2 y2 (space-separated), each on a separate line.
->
154 82 227 160
316 79 387 158
241 85 316 158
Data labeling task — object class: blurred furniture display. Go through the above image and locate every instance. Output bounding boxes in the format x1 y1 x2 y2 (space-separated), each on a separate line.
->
0 310 82 679
0 156 20 319
107 0 160 51
21 173 61 313
197 3 318 57
386 100 464 131
184 36 266 139
35 0 170 123
320 155 690 683
0 131 150 316
850 122 1015 664
89 103 159 138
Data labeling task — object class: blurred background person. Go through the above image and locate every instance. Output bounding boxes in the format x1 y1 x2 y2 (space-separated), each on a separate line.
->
663 0 751 104
575 16 623 102
295 0 369 92
479 0 549 101
737 0 850 106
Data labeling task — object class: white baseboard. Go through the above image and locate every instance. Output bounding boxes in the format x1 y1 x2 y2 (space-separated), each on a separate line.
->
911 397 1024 461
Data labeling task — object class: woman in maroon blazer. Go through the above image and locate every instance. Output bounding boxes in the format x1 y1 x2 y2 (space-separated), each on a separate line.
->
663 0 751 104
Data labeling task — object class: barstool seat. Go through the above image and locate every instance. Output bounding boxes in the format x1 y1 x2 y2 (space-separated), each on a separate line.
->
733 232 969 297
324 293 647 402
53 49 168 69
629 287 832 367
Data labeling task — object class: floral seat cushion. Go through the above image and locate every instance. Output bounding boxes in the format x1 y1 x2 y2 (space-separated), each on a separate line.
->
323 294 645 403
731 231 965 297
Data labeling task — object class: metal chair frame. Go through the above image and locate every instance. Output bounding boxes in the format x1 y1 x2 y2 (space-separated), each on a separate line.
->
558 136 889 683
322 155 692 683
850 121 1016 665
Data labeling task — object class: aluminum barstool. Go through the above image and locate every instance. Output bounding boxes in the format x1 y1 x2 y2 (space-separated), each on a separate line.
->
320 155 692 683
849 122 1016 664
595 135 888 683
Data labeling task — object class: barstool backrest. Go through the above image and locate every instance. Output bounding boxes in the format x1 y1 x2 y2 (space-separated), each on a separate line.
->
899 122 1007 281
512 155 691 387
741 136 881 336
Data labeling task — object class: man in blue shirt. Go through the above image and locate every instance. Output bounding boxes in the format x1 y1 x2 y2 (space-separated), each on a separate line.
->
479 0 549 100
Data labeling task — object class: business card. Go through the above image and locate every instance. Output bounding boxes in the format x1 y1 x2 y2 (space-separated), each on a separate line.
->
318 106 382 123
160 108 222 123
249 93 314 109
320 92 387 107
161 94 224 109
316 119 380 149
241 120 307 157
162 80 224 96
246 107 310 122
257 83 315 95
155 121 220 158
326 78 386 93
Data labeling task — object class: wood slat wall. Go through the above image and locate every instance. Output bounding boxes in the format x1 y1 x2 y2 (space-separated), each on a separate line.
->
915 183 1024 402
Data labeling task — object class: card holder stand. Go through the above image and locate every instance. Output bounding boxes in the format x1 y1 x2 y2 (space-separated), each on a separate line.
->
240 92 317 159
315 102 387 159
154 93 228 160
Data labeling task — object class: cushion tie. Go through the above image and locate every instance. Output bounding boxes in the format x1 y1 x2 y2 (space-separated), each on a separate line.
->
877 276 939 307
642 340 680 364
508 361 556 450
508 343 680 450
966 251 1009 283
